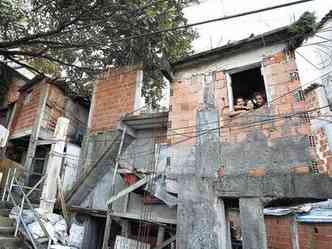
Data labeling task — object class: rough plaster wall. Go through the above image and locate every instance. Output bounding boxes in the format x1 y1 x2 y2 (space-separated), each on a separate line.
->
176 74 225 249
120 129 155 172
126 193 177 221
175 44 286 79
64 98 89 139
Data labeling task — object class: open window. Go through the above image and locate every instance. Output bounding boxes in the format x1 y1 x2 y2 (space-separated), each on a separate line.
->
227 65 267 111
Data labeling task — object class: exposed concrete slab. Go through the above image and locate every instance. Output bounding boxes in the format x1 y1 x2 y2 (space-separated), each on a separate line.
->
215 174 332 199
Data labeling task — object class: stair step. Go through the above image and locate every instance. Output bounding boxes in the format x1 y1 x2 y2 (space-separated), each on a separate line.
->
0 236 26 249
0 226 15 235
0 215 15 227
0 208 11 217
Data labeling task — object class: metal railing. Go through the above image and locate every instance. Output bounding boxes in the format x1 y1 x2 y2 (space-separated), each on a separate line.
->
2 168 53 249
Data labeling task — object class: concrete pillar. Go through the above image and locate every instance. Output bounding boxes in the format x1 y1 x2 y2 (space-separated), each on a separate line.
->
225 210 232 249
40 117 69 212
121 220 130 237
156 226 166 246
176 76 227 249
239 198 267 249
290 215 300 249
82 216 99 249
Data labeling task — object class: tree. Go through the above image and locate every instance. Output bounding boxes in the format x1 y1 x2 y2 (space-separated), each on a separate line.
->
0 0 197 102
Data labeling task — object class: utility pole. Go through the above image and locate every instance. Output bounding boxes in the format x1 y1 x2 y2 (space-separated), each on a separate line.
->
40 117 69 213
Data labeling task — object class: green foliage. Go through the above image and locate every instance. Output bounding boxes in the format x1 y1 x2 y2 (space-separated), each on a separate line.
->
288 11 316 49
0 0 197 102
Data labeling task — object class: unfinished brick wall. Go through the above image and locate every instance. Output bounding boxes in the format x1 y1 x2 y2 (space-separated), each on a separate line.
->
219 50 313 176
298 223 332 249
42 83 66 132
10 82 42 135
170 50 314 176
89 66 140 133
168 73 227 145
303 88 332 175
265 216 293 249
229 212 332 249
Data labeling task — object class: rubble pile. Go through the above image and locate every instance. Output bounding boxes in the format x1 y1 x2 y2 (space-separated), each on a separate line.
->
9 208 84 249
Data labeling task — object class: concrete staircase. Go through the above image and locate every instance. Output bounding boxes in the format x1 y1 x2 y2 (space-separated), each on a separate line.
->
0 201 26 249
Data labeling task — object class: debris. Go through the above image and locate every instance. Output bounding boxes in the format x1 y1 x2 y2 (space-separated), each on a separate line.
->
10 208 69 245
68 223 84 248
149 176 177 208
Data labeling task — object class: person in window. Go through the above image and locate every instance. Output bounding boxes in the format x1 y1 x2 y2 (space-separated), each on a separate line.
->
229 97 251 117
252 92 266 109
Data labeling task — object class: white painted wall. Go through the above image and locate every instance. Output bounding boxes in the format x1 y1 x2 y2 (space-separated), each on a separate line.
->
296 18 332 147
175 43 286 79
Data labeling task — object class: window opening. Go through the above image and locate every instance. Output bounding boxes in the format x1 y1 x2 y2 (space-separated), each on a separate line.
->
229 66 267 114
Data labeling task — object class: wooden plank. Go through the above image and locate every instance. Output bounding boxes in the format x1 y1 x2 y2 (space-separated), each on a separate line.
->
57 176 70 226
102 210 112 249
107 177 147 206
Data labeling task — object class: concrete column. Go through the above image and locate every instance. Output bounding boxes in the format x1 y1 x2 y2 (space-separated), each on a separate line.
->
290 215 300 249
82 216 99 249
239 198 267 249
40 117 69 212
225 210 232 249
176 76 227 249
121 220 130 237
156 226 166 246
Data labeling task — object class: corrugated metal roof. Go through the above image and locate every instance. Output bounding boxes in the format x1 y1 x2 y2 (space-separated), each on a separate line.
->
264 200 332 223
297 208 332 223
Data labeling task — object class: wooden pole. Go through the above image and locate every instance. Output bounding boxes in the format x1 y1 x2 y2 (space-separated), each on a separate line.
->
102 210 112 249
40 117 69 213
102 128 127 249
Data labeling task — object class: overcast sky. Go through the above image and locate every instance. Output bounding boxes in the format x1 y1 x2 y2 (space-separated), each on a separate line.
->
184 0 332 52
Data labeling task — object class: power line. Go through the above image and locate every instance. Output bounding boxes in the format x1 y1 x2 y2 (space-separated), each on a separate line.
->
111 0 314 43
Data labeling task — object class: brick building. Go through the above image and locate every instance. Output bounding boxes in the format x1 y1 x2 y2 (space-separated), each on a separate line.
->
0 63 89 193
63 17 332 249
296 10 332 176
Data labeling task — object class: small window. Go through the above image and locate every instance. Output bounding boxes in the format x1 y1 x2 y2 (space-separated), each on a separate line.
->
23 90 32 105
229 66 267 111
